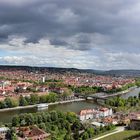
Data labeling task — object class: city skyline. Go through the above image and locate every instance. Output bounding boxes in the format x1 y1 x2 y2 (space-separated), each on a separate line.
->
0 0 140 70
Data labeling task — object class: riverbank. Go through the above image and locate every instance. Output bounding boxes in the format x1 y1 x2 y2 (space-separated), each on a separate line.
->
114 86 137 96
101 86 137 98
0 98 85 112
48 98 85 105
0 104 37 112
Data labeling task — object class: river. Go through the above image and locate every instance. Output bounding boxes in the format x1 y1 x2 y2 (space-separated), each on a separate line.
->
0 87 140 123
0 100 100 123
121 87 140 98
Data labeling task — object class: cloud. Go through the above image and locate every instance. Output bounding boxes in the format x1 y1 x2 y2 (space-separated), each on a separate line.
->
0 0 140 69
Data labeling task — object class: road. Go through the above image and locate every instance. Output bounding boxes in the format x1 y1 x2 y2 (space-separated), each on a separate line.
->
93 126 125 140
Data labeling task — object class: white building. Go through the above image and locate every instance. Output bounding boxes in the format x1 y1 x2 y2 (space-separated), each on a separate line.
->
79 109 94 121
91 122 105 127
0 127 9 135
99 108 113 117
79 108 113 121
42 77 46 83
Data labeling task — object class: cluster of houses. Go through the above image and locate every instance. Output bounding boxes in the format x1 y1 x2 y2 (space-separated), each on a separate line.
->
17 126 51 140
0 79 72 100
0 67 136 102
0 68 135 91
0 80 33 100
79 108 140 131
79 107 113 121
64 76 135 91
0 126 51 140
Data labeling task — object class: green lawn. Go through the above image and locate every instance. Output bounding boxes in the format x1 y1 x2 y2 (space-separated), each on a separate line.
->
100 130 140 140
92 129 117 139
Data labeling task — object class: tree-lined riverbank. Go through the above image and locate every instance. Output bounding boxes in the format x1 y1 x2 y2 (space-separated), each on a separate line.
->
0 98 85 112
0 87 140 123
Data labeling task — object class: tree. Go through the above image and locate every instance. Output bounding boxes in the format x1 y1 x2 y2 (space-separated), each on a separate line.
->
72 120 81 131
25 114 34 125
20 119 26 126
118 100 124 107
139 92 140 99
64 133 73 140
4 98 18 108
73 130 79 140
4 98 13 108
66 112 77 123
81 131 89 140
11 133 18 140
37 115 43 124
11 98 19 107
19 95 28 106
38 122 46 131
0 101 6 109
87 127 94 138
30 94 39 104
12 115 19 126
61 88 72 99
39 95 47 103
46 93 58 103
50 111 58 121
9 110 84 140
6 128 17 140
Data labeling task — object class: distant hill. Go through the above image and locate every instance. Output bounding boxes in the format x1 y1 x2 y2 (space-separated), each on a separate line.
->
0 65 140 77
104 69 140 77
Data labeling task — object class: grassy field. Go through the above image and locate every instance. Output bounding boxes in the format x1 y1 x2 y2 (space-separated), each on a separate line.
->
100 130 140 140
92 129 117 139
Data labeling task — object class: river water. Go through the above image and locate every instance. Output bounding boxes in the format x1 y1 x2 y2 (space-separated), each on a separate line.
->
0 87 140 123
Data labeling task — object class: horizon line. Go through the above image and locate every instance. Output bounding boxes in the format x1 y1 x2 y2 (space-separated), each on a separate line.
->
0 64 140 71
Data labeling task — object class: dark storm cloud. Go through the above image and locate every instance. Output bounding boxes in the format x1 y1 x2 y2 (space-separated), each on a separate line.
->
0 0 140 51
50 39 68 46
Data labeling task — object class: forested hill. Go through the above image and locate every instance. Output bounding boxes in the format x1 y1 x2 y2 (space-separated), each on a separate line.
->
0 65 140 77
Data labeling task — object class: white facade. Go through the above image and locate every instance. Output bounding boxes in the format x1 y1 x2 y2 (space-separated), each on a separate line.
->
86 114 93 120
0 127 9 134
99 108 113 117
42 77 46 83
79 115 85 121
79 108 113 121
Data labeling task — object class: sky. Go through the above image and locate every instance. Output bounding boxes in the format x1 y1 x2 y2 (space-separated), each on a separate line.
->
0 0 140 70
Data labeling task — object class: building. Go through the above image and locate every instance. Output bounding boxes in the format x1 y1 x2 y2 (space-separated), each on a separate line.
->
79 108 113 121
0 127 9 135
42 77 46 83
91 122 105 128
99 108 113 117
0 127 9 140
17 125 51 140
130 119 140 130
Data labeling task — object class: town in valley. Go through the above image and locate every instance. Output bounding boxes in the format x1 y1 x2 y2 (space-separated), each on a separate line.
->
1 0 140 140
0 66 140 140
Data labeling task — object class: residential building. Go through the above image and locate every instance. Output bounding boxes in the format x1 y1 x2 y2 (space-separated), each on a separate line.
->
130 119 140 130
17 125 51 140
79 108 113 121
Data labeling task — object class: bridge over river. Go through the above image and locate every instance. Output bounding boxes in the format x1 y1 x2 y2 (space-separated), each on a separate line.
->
75 93 111 101
75 86 137 102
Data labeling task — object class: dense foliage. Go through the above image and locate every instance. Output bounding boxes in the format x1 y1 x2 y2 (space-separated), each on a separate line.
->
71 82 136 95
71 86 103 95
0 93 58 109
105 94 140 107
135 78 140 87
11 111 115 140
106 83 136 94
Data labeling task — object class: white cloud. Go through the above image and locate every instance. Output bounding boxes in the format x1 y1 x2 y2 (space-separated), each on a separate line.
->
0 36 140 70
0 36 100 68
1 0 140 70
